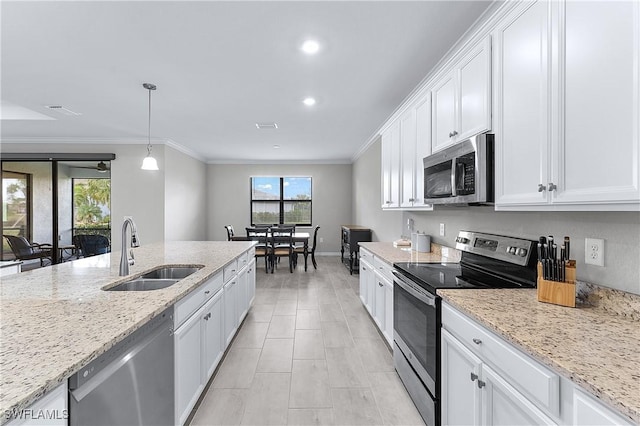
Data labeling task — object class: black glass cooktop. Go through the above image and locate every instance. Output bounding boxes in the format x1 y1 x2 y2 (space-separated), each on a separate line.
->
393 261 530 294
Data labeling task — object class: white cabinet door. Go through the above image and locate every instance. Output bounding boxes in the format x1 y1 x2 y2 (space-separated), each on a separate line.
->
441 329 482 426
459 37 492 140
481 364 556 426
383 276 393 346
573 388 633 426
432 72 458 152
247 258 256 305
223 278 238 347
237 265 249 323
414 93 432 207
373 272 386 330
381 122 401 208
7 384 67 426
494 0 551 207
202 289 224 381
552 0 640 205
175 304 205 426
359 259 374 313
400 108 418 208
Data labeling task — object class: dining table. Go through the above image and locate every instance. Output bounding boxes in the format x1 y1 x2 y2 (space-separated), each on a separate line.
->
231 231 311 271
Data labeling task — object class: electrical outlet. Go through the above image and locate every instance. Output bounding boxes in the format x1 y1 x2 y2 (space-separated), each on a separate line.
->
439 223 445 236
585 238 605 267
319 237 324 243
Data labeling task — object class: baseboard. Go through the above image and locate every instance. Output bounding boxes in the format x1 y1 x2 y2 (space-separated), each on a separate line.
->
315 252 341 256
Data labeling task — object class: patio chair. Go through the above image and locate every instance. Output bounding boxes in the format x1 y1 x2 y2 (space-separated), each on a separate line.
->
3 235 53 266
75 234 110 257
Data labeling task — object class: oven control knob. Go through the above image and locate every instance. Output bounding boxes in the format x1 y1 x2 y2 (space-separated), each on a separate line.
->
505 246 512 253
517 248 528 257
456 237 469 244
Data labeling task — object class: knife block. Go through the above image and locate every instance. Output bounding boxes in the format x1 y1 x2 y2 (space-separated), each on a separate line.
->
536 260 576 308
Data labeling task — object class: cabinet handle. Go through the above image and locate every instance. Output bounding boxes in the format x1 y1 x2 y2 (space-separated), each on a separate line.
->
385 201 392 204
472 338 482 345
205 290 210 295
449 130 458 138
408 198 415 202
548 182 557 192
537 184 546 192
363 267 366 271
470 372 478 382
204 313 211 321
378 282 384 287
477 380 486 389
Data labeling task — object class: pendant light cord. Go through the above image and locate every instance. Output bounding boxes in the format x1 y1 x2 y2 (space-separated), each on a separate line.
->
147 87 152 155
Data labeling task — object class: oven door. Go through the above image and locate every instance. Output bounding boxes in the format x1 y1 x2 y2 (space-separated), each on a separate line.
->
392 270 440 397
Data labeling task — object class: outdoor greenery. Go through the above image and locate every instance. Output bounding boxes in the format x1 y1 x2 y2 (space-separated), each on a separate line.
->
73 179 111 228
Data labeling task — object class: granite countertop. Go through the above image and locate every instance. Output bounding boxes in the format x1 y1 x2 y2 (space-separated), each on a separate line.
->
439 288 640 424
359 241 461 264
0 241 255 422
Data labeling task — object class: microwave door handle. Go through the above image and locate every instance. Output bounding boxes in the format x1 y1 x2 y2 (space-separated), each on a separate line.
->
450 156 457 196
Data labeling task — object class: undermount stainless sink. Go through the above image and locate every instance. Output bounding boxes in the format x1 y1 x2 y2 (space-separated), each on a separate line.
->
105 266 203 291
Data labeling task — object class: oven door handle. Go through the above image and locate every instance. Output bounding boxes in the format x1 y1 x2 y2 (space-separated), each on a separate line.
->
392 270 437 307
450 155 458 197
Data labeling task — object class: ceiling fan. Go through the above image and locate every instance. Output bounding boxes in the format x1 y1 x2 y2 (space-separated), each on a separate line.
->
75 161 110 173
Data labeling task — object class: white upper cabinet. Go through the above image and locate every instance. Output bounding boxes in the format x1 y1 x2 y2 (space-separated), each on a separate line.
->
381 92 433 211
494 0 551 207
495 0 640 210
432 36 492 152
381 121 400 208
552 0 640 206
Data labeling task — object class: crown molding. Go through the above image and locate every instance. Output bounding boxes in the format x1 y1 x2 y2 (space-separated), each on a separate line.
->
207 158 352 165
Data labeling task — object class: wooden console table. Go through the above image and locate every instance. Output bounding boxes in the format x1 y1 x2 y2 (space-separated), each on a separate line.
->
340 225 372 275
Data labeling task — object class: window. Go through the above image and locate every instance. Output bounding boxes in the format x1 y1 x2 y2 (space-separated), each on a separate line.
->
251 177 312 226
72 178 111 238
1 171 31 259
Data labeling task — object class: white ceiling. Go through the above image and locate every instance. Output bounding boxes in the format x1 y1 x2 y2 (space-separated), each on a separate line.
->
1 1 493 163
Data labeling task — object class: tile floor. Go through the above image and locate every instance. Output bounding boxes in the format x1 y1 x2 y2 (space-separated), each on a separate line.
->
189 256 424 426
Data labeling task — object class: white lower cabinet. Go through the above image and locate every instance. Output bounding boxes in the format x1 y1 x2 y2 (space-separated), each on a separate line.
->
573 389 633 426
442 302 633 426
223 276 238 347
174 248 256 425
6 383 68 426
358 249 393 346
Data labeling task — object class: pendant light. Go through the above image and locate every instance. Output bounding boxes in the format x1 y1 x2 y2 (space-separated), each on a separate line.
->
141 82 159 170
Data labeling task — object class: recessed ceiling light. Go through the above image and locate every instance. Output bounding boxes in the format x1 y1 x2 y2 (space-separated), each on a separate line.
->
301 40 320 55
45 105 82 116
273 145 281 149
303 97 316 107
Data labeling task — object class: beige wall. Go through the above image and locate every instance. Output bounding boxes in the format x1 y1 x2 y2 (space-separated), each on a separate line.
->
164 146 207 241
352 137 402 242
352 141 640 295
206 163 352 253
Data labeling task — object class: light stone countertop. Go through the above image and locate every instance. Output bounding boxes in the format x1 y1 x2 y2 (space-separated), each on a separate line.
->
0 241 255 423
438 288 640 424
359 242 461 264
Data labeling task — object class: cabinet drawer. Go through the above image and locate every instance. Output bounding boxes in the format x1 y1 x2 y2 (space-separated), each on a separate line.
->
175 273 223 328
373 256 394 283
360 248 373 265
442 303 560 417
237 251 250 271
223 260 238 283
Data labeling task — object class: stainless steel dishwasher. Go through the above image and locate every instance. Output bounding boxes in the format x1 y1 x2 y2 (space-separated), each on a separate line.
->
69 307 174 425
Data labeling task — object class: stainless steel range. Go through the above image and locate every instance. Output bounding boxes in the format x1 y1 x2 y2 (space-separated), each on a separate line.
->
392 231 538 426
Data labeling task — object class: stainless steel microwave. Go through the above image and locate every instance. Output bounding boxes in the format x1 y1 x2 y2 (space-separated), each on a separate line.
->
423 133 494 205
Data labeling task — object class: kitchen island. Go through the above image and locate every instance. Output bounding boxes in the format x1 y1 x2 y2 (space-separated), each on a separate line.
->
0 240 255 423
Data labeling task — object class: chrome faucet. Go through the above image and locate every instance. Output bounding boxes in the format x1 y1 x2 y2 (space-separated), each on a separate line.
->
119 216 140 276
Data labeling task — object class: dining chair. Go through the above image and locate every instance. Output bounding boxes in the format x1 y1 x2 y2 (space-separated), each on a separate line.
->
294 225 320 270
3 235 53 266
269 227 295 273
246 227 271 272
224 225 235 241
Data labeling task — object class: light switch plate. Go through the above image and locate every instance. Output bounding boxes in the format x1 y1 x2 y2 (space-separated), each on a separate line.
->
439 223 445 236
